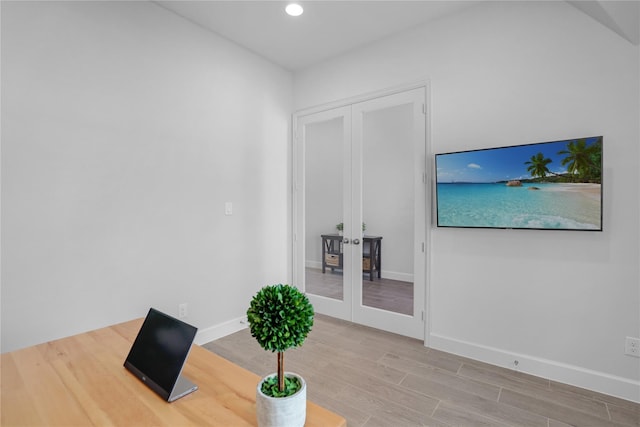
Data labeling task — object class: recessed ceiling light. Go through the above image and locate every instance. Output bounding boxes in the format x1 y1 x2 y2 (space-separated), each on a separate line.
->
285 3 303 17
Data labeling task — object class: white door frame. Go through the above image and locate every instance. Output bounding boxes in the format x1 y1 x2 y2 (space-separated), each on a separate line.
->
292 81 432 344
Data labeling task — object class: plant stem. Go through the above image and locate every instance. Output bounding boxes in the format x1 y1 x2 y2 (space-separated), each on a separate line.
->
277 352 284 392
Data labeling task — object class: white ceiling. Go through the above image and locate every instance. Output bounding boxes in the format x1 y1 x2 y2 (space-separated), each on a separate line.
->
156 1 639 71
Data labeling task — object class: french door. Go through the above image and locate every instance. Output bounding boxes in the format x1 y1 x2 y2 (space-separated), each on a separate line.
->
293 87 427 339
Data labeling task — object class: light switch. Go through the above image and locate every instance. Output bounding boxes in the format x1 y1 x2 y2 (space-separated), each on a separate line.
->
225 202 233 215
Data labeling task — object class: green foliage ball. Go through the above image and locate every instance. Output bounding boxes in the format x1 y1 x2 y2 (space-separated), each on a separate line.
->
246 284 314 353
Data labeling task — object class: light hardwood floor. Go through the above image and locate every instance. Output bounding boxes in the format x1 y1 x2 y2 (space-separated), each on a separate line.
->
203 314 639 427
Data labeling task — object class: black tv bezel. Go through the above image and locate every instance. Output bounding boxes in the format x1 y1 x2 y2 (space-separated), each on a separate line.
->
434 136 603 232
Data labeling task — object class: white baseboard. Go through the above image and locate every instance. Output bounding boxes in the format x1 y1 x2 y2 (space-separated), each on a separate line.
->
429 333 640 404
381 270 413 282
195 315 248 346
306 260 322 269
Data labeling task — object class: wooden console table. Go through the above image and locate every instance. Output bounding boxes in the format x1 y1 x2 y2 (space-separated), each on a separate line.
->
321 234 382 281
1 319 346 427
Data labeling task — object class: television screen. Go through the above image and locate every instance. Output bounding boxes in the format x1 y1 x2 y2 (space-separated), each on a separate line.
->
435 136 602 231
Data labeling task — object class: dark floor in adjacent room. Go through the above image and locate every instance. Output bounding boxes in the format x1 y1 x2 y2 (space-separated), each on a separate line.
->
306 267 414 316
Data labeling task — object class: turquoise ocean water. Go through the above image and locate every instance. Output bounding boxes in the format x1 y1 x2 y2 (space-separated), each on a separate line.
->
436 183 601 229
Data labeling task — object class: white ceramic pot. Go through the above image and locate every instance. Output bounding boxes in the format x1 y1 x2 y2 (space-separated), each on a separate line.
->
256 372 306 427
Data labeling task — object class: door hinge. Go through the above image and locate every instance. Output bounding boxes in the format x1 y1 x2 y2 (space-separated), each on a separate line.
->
422 103 426 115
421 242 425 253
421 311 425 321
422 172 427 183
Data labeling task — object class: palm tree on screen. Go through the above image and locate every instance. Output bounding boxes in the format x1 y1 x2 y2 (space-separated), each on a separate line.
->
558 139 594 182
525 152 553 180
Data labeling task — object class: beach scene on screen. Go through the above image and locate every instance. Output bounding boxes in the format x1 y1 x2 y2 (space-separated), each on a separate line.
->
435 137 602 230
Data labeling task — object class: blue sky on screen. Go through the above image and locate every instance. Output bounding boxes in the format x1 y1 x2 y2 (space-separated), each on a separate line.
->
435 137 599 183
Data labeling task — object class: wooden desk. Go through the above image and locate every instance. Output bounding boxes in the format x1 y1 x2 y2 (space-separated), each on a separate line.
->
1 319 346 427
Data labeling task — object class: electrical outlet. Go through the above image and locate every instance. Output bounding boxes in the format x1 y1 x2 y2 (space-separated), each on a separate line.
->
178 303 188 319
625 337 640 357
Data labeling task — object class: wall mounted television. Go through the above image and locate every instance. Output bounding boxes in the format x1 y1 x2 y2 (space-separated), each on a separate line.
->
434 136 602 231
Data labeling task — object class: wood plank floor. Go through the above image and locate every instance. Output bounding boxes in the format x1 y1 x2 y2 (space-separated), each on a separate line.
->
203 314 639 427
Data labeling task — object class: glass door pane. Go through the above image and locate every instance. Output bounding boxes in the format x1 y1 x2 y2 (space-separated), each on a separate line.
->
361 102 414 315
295 106 352 320
305 117 344 300
352 88 426 340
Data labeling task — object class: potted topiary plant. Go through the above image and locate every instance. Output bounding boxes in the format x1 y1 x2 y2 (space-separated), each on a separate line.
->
246 284 314 427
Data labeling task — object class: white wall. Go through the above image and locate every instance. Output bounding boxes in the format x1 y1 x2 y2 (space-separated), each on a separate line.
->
294 1 640 401
1 1 292 351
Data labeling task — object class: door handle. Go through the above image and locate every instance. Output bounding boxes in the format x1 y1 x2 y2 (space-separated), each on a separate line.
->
352 238 360 245
343 238 350 244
